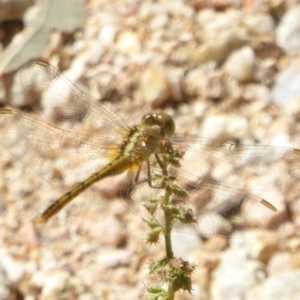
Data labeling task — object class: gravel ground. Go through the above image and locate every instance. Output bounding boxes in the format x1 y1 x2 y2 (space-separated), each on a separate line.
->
1 0 300 299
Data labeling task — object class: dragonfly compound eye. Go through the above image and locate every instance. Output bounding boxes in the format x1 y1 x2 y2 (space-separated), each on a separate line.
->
142 110 175 138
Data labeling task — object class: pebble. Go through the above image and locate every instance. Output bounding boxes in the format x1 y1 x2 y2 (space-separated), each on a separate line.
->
224 46 256 82
211 248 265 300
0 249 28 283
140 64 172 106
32 268 87 299
276 5 300 53
200 114 249 140
247 270 300 300
243 84 270 103
171 229 203 257
97 249 131 269
184 68 228 100
149 13 169 30
271 62 300 108
98 25 117 48
268 252 295 275
182 68 207 97
88 216 126 248
243 13 275 35
249 237 279 264
0 267 9 300
192 29 245 65
0 0 32 22
116 30 141 55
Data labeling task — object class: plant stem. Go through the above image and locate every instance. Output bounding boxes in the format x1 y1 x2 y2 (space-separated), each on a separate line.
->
163 189 174 259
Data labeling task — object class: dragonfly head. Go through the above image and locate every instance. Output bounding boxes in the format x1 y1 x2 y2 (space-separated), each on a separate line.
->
141 110 175 138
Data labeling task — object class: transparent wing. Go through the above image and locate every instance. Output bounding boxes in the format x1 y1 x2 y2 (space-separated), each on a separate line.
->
165 135 300 237
0 108 122 190
19 60 130 138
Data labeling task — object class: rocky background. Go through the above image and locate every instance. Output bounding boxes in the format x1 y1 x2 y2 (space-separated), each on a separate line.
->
1 0 300 299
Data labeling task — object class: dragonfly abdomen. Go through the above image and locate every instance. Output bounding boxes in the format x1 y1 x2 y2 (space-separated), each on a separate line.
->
36 155 133 224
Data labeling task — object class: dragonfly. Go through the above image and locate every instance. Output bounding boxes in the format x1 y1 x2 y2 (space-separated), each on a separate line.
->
1 60 299 238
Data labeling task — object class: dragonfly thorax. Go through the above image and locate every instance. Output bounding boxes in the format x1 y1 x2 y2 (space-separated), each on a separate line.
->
122 111 175 165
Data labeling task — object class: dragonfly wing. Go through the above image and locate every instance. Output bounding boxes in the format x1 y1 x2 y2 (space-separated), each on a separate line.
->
170 135 298 237
19 60 130 137
173 134 300 193
1 60 135 194
0 108 119 189
189 185 285 238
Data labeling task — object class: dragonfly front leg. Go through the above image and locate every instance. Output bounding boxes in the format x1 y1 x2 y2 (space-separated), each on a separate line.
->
146 157 169 189
131 158 166 189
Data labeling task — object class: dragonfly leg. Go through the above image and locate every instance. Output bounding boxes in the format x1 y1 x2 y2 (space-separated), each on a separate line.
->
133 154 169 189
146 159 158 189
155 153 167 174
132 165 149 186
146 157 169 189
134 166 141 184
